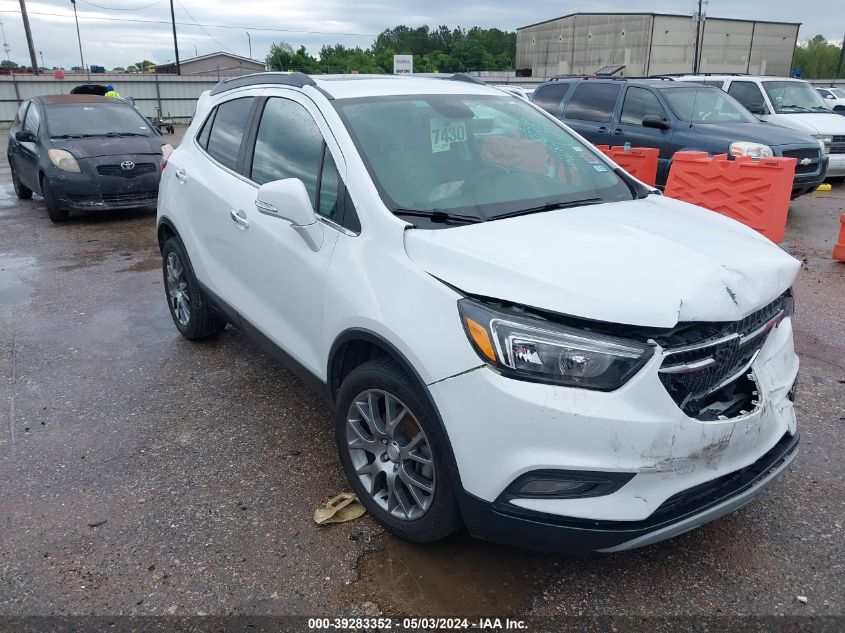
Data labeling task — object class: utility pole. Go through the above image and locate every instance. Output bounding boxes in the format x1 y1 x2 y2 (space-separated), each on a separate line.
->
169 0 180 75
835 34 845 86
692 0 708 74
70 1 85 75
246 31 252 59
19 0 39 74
39 49 43 69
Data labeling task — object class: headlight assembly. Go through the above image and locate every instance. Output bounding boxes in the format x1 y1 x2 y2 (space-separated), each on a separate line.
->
458 298 654 390
47 149 81 173
812 134 832 154
729 141 774 159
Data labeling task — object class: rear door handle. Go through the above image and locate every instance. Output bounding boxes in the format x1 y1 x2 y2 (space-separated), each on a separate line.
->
612 128 624 136
597 126 608 134
229 208 249 229
174 168 188 183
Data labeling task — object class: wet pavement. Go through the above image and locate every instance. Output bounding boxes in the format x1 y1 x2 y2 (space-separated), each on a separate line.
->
0 128 843 619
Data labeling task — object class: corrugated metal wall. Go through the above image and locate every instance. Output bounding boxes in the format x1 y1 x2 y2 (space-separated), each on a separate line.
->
0 74 221 124
516 14 798 78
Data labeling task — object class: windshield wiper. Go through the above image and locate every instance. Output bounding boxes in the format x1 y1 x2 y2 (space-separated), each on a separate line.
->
50 134 83 139
493 198 604 220
78 132 147 138
393 208 484 224
779 104 813 112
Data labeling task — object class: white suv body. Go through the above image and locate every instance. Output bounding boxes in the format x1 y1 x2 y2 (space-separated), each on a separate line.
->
157 73 800 552
675 75 845 178
815 86 845 113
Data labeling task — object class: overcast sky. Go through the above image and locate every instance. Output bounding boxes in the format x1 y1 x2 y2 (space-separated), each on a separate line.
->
0 0 842 69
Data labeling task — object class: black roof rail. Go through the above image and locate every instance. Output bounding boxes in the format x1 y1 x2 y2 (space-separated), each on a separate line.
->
210 71 316 96
447 73 486 85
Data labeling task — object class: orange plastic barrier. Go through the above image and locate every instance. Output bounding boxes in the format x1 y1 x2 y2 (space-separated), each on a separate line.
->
594 145 659 186
664 152 797 244
834 214 845 262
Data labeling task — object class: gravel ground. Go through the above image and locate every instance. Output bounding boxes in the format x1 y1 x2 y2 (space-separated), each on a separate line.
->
0 127 842 622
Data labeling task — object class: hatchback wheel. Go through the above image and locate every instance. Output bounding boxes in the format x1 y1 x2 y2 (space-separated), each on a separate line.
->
40 178 68 222
161 237 226 340
10 164 32 200
335 357 461 542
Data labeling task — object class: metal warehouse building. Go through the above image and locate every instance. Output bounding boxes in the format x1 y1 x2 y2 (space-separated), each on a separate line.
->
516 13 799 78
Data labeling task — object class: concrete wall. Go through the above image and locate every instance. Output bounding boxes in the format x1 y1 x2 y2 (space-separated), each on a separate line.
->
0 73 221 124
516 13 799 78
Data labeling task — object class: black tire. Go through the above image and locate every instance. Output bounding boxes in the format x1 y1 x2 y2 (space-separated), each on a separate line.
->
161 237 226 340
10 163 32 200
40 177 69 222
334 357 462 543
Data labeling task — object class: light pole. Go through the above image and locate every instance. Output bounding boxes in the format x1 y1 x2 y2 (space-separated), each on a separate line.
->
70 0 85 76
19 0 39 74
246 31 252 59
39 49 43 69
169 0 180 74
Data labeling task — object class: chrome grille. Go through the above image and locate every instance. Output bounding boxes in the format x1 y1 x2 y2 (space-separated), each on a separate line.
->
658 293 791 415
781 148 821 174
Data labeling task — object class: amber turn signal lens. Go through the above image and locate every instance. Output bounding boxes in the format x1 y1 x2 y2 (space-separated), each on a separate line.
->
465 317 496 362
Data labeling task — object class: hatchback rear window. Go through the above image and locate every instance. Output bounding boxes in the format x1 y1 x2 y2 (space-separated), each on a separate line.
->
205 97 254 170
564 83 622 122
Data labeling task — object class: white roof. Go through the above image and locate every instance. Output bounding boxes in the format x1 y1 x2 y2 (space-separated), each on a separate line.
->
675 75 807 82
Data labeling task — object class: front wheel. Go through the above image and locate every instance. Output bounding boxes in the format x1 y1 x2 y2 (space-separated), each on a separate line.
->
334 357 461 543
161 237 226 340
40 178 68 222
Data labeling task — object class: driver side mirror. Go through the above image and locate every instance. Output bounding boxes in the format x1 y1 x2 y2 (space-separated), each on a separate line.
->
15 130 36 143
642 115 671 130
255 178 323 251
745 102 768 115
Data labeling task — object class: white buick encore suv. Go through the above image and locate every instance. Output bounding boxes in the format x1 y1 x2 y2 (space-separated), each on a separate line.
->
156 72 800 552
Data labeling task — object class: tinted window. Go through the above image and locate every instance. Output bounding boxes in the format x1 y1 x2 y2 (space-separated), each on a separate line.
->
206 97 254 171
660 87 757 124
532 84 571 114
318 149 340 220
620 87 664 125
45 102 153 138
23 103 40 135
251 97 323 207
727 81 767 111
564 83 622 122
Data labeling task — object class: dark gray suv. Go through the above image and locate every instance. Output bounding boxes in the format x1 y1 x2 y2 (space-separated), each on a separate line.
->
532 78 828 198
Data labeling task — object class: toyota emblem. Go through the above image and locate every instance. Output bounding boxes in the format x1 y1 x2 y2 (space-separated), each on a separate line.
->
120 160 135 170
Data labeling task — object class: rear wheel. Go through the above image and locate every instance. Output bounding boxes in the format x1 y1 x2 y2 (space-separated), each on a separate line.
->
40 177 69 222
161 237 226 340
334 357 461 543
10 163 32 200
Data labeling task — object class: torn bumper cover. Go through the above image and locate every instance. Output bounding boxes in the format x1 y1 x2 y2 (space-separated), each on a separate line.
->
429 313 799 552
46 155 161 210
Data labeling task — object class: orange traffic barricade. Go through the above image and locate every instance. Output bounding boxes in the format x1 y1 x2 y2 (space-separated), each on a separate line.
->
834 213 845 262
664 152 797 244
594 145 659 186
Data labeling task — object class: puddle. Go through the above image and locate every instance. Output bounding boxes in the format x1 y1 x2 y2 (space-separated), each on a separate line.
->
342 532 558 615
0 255 37 306
120 255 161 272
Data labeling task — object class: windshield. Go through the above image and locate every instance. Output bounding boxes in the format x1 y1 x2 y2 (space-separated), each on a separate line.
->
45 103 153 137
660 87 758 123
333 94 633 224
762 81 830 113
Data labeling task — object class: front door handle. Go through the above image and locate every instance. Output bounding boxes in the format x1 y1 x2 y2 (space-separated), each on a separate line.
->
174 168 188 183
597 126 608 134
229 208 249 229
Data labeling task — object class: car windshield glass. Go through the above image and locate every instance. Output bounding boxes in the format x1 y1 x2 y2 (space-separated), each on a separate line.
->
659 87 758 123
45 103 153 137
333 93 632 223
762 81 830 113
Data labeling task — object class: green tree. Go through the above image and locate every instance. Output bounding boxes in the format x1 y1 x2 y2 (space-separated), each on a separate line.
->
792 35 843 79
1 59 19 69
134 59 155 71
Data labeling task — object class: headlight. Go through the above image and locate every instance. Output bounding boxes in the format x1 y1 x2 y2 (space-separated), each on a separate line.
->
47 149 81 173
458 298 654 390
729 141 774 159
812 134 832 154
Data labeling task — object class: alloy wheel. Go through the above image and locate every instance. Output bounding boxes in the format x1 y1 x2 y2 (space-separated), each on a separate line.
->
345 389 435 520
165 251 191 326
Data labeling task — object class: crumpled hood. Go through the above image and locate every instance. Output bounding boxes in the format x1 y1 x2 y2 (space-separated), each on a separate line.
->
50 135 163 159
404 196 800 328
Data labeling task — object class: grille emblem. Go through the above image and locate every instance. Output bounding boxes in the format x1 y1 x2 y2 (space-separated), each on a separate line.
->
120 160 135 171
799 157 812 166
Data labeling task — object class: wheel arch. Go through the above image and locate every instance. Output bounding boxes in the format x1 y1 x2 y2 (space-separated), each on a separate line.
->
157 216 180 254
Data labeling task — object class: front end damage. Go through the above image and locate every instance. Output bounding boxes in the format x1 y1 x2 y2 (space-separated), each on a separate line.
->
429 293 799 552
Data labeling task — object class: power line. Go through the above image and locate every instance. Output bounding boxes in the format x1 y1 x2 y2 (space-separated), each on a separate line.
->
79 0 162 10
175 0 232 53
0 8 377 37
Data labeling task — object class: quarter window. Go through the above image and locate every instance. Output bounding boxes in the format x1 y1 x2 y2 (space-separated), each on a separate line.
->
727 81 767 112
205 97 254 170
620 87 665 125
532 84 571 114
564 83 622 122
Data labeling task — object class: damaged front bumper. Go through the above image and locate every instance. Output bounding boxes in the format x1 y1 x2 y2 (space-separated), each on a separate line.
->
430 313 799 552
46 156 161 211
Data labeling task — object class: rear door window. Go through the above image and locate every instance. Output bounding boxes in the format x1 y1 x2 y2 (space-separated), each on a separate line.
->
564 83 622 122
727 81 767 112
532 84 571 114
205 97 255 171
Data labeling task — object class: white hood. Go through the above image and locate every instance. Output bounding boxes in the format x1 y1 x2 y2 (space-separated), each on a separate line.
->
767 112 845 135
404 196 800 329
